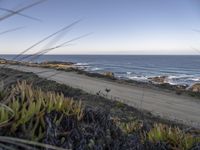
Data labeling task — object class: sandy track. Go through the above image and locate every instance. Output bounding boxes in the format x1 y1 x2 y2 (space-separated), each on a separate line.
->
3 65 200 127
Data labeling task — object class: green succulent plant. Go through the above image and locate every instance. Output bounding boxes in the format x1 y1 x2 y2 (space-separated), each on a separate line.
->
0 103 15 128
147 124 200 150
0 80 84 141
1 80 200 150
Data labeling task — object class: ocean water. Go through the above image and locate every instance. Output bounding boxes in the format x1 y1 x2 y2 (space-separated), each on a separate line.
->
1 55 200 86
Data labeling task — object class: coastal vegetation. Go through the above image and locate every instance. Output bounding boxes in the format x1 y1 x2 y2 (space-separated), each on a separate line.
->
0 68 199 149
147 124 200 150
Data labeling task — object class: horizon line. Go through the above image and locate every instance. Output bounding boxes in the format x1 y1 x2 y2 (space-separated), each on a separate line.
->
0 54 199 56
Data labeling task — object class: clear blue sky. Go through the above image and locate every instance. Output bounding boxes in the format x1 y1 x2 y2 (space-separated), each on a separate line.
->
0 0 200 55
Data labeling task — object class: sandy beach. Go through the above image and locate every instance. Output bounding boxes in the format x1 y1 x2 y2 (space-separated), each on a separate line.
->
2 64 200 128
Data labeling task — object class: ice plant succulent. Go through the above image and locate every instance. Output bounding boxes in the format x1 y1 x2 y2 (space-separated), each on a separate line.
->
0 81 84 141
147 124 200 150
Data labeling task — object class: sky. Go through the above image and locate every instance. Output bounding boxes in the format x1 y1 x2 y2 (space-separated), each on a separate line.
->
0 0 200 55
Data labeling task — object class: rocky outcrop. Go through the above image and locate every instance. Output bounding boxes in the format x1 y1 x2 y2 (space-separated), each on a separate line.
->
188 83 200 93
40 61 75 70
0 58 7 64
103 72 115 78
41 61 74 65
148 76 167 84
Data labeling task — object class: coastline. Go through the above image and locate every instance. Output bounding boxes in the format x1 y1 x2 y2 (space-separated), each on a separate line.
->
1 61 200 128
0 67 198 130
1 58 199 98
1 55 200 87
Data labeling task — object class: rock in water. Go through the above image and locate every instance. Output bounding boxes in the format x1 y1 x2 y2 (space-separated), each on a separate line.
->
189 83 200 93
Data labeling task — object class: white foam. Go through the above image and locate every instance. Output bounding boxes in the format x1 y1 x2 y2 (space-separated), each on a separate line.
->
191 78 200 81
128 76 148 81
126 72 132 75
75 62 89 66
167 75 178 79
90 67 102 71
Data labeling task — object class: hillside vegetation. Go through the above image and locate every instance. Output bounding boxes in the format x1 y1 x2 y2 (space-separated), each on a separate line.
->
0 79 199 149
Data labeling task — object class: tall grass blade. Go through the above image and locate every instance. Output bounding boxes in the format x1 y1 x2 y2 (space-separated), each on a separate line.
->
0 7 42 22
0 134 69 150
0 26 25 36
0 0 46 22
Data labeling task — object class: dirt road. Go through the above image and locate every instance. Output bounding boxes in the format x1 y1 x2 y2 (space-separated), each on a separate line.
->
3 65 200 127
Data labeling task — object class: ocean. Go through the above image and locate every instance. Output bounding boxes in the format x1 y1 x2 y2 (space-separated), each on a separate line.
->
1 55 200 86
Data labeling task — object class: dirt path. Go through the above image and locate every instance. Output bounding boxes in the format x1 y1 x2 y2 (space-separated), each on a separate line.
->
3 65 200 127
